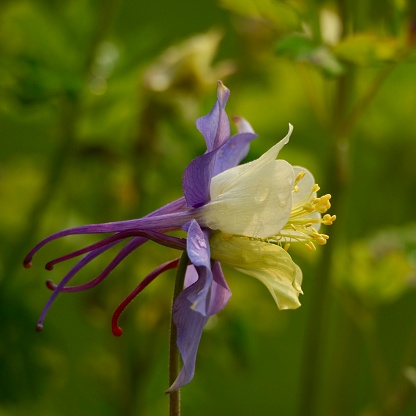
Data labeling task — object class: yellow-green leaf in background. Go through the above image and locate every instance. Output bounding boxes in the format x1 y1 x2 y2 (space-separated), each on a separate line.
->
220 0 301 33
334 225 416 307
333 33 400 65
276 34 344 76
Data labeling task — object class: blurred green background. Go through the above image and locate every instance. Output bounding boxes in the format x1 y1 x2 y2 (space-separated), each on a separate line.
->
1 0 416 415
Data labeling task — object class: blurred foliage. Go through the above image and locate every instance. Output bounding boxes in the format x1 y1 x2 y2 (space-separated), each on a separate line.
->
1 0 416 415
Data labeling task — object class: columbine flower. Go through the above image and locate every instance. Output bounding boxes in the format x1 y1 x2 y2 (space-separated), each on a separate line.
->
24 81 335 392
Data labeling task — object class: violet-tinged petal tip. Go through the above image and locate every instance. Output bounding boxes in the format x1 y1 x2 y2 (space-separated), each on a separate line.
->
232 116 255 134
217 80 230 108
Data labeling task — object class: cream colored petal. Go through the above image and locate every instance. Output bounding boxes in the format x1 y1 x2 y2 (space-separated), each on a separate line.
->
279 166 321 242
211 123 293 186
199 159 295 238
210 233 303 310
292 166 316 206
197 125 295 238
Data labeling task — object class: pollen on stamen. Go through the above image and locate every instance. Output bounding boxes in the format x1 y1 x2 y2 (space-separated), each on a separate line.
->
295 171 306 183
36 323 44 332
305 241 316 251
322 214 336 225
311 184 320 193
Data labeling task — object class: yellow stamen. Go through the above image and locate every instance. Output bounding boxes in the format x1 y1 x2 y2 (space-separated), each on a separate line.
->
270 179 336 250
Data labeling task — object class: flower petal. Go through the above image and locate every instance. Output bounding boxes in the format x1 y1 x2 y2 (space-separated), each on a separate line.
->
168 221 231 392
232 116 255 134
210 233 303 310
207 261 231 315
199 162 294 238
196 81 230 151
168 220 212 391
167 288 208 393
168 262 230 392
182 150 216 208
182 131 257 208
197 125 294 238
211 132 257 177
292 166 316 206
185 220 212 315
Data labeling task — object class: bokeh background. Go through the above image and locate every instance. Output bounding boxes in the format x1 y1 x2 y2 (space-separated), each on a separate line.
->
1 0 416 415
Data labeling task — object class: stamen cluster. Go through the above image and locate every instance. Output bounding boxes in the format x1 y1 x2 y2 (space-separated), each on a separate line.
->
267 171 336 251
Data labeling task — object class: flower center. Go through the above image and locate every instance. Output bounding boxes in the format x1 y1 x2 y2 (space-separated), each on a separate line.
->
213 171 336 252
267 171 336 251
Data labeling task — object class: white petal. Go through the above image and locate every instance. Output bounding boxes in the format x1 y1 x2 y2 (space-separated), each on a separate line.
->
210 233 303 310
278 166 322 241
200 159 295 238
212 123 293 187
198 125 295 238
292 166 315 206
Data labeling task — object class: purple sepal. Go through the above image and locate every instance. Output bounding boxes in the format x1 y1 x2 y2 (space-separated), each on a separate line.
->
167 220 231 392
196 81 230 152
182 151 216 208
184 220 212 315
182 132 257 208
212 132 257 177
207 261 231 316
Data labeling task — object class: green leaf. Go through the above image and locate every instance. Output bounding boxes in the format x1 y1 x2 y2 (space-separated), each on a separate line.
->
276 34 344 76
333 34 400 65
334 225 416 306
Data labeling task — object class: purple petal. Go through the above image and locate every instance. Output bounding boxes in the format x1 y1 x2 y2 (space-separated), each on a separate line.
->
207 261 231 315
212 132 257 177
196 81 230 152
184 220 212 315
182 132 257 208
182 150 216 208
167 222 231 392
167 263 231 392
166 289 209 393
184 263 199 288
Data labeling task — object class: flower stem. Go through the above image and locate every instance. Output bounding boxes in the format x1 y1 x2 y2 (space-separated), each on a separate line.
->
168 251 188 416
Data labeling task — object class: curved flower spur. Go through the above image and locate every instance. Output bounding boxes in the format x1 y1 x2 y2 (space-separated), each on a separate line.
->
24 81 335 391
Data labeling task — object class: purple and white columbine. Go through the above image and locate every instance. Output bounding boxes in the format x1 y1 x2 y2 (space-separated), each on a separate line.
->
24 81 335 392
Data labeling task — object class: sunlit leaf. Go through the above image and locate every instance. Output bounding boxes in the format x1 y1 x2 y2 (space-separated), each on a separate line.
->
333 33 400 65
334 225 416 306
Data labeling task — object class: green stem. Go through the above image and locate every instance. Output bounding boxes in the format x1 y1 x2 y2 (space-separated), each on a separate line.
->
168 251 188 416
297 67 350 416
